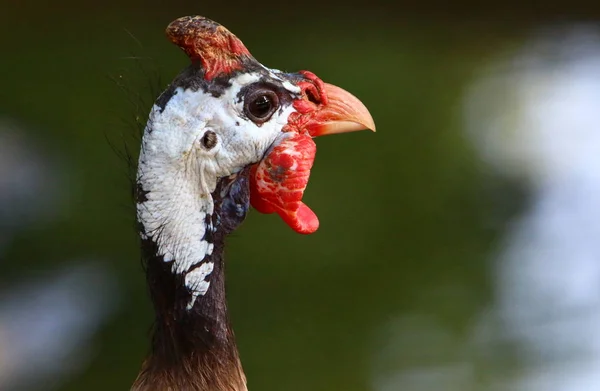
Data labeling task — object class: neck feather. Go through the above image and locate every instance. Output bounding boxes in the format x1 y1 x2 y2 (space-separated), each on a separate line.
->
133 165 251 391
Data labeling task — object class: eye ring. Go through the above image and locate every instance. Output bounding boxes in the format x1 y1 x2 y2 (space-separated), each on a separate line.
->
243 88 279 124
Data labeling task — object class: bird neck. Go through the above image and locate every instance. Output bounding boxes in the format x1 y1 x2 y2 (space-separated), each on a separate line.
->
133 168 251 391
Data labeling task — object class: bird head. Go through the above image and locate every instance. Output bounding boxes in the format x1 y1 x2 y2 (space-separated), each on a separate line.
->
141 16 374 237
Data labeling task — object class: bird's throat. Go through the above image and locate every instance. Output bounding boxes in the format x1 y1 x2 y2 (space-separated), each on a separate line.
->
133 169 251 391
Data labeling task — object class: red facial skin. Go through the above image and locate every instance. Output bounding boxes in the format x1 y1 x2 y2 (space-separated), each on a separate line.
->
250 133 319 234
282 71 329 137
249 72 332 235
250 70 375 234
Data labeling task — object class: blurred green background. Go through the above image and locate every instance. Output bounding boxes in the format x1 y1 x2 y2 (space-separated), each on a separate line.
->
2 1 600 391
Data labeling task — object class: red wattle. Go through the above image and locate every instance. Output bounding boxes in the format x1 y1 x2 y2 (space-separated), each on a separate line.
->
279 202 319 234
250 133 319 234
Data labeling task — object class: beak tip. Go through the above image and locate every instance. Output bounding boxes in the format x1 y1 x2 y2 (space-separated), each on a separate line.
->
366 119 376 133
358 115 376 133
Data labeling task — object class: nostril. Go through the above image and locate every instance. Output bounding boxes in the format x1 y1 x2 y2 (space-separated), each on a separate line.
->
305 87 320 105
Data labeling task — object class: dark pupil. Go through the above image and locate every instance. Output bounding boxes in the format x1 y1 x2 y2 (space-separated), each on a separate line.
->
250 95 272 118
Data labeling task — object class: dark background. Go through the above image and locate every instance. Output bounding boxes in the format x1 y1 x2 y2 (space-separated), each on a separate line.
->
2 1 599 390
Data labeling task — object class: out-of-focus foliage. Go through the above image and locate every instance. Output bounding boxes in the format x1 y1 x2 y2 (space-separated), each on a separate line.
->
2 1 600 390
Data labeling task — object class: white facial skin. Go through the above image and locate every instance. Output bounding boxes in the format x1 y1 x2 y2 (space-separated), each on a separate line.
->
137 70 301 309
141 72 300 194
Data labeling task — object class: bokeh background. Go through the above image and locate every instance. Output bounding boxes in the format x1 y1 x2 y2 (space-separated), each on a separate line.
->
2 1 600 390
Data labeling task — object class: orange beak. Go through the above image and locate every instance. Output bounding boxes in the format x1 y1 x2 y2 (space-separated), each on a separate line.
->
306 83 376 137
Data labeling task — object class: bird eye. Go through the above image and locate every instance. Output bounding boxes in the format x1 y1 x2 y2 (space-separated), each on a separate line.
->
244 88 279 124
